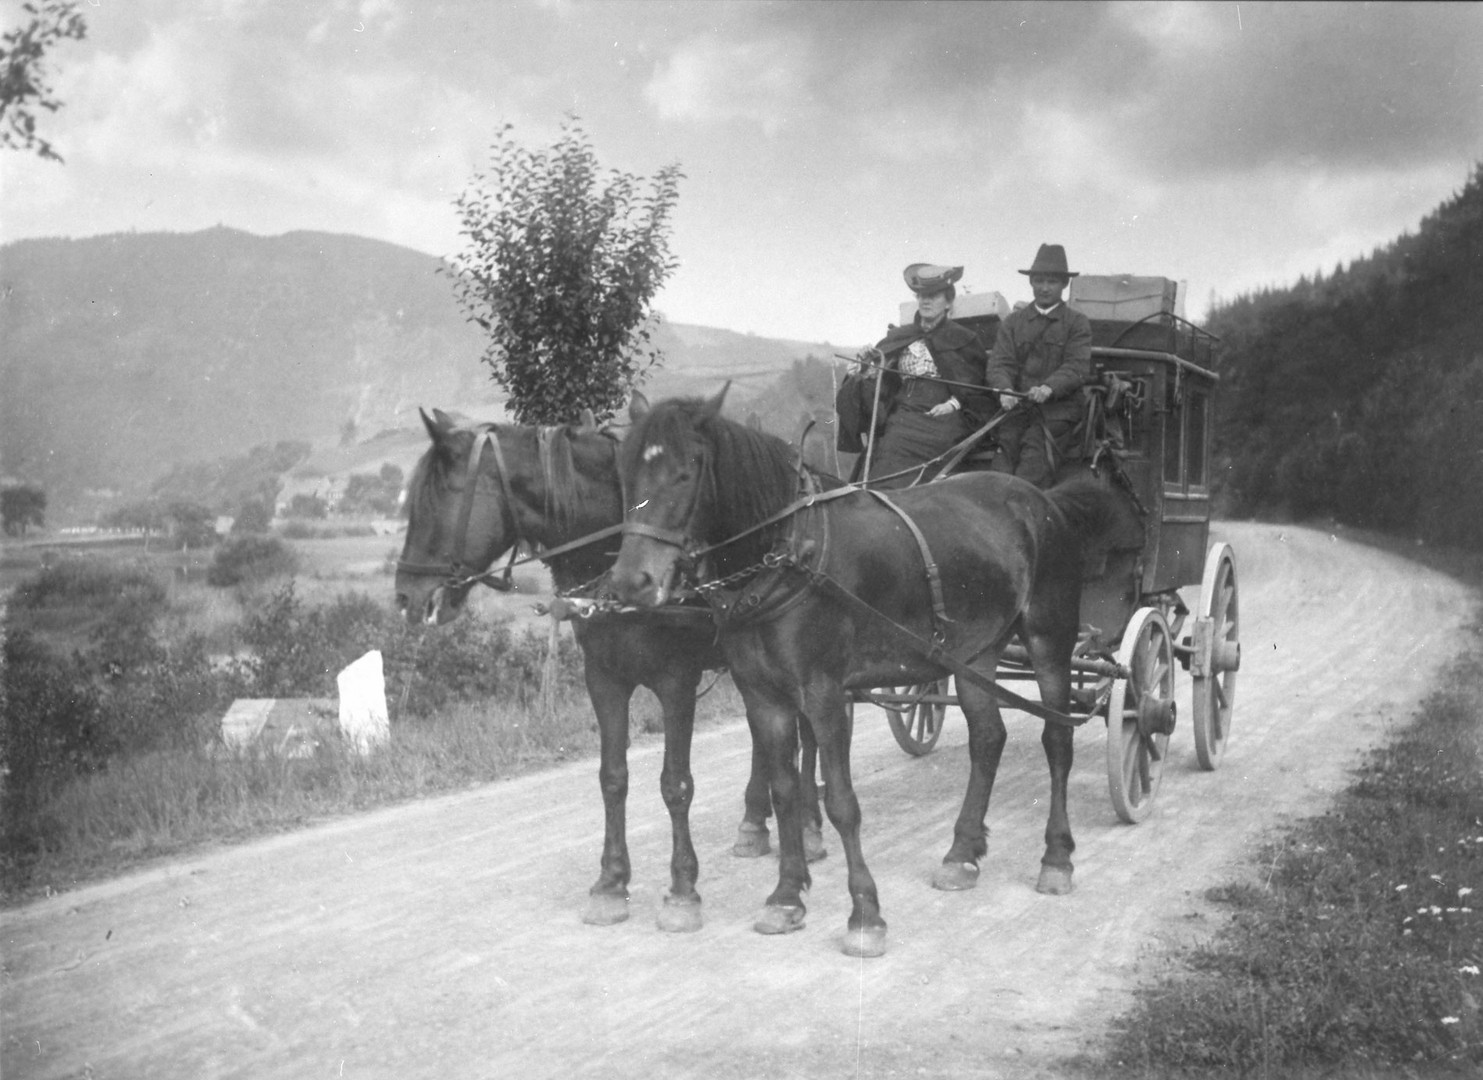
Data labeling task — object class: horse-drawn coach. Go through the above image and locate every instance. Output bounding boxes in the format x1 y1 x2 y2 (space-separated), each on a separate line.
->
394 271 1241 957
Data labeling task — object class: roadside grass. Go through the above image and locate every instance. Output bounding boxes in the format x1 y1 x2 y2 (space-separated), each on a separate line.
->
1081 606 1483 1077
8 676 745 905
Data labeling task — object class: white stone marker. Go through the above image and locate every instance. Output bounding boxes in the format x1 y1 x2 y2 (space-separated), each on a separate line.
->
337 650 389 753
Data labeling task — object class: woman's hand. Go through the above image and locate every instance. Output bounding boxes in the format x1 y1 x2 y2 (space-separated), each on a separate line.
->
927 397 960 418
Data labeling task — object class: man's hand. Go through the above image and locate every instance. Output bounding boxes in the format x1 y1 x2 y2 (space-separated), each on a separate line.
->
999 392 1019 411
855 346 882 371
1027 385 1054 404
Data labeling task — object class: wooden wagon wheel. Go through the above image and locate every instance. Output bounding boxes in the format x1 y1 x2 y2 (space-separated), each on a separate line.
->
1106 607 1177 824
1192 542 1240 770
883 679 950 757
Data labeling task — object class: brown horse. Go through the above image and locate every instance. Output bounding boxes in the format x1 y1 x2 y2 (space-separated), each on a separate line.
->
608 391 1136 957
393 407 821 933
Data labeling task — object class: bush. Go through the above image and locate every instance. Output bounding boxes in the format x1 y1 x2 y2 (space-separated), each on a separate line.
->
233 582 584 714
287 493 327 519
232 499 273 534
2 629 111 790
207 535 298 587
11 559 166 614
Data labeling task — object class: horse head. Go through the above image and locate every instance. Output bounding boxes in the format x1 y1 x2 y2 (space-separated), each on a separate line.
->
394 408 521 626
609 388 729 608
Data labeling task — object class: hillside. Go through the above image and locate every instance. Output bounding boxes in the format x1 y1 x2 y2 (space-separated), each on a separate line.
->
1207 163 1483 548
0 228 840 522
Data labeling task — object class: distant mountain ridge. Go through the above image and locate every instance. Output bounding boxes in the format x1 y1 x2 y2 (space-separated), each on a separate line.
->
0 227 839 522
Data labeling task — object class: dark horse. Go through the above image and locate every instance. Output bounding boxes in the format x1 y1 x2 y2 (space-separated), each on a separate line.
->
394 407 821 933
608 391 1134 957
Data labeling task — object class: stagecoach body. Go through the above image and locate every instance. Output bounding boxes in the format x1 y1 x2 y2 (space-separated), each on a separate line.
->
870 275 1239 822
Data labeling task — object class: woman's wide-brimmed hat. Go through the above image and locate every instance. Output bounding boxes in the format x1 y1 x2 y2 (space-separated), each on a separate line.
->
1018 244 1079 278
903 263 963 295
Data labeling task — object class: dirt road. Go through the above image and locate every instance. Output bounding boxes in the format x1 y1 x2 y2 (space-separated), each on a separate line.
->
3 522 1476 1080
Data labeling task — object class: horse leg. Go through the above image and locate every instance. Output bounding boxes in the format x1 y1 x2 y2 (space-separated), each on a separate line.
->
736 688 811 937
799 718 827 862
804 672 887 957
581 661 635 926
732 738 773 858
653 667 703 932
734 714 826 862
1025 628 1077 895
933 672 1007 892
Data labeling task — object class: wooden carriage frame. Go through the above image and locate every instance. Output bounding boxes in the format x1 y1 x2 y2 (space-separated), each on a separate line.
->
854 289 1242 823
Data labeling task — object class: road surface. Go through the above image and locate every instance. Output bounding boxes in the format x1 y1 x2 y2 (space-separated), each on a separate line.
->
2 522 1475 1079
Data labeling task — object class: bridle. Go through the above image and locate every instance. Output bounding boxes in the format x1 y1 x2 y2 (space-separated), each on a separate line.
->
395 423 525 593
396 423 628 595
618 439 715 560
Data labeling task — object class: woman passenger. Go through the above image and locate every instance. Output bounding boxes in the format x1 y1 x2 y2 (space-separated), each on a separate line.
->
845 263 991 488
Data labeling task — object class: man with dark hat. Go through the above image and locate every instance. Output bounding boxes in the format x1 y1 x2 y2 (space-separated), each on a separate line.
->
839 262 990 488
984 243 1092 486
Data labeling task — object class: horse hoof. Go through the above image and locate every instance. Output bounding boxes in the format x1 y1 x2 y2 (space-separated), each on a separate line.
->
657 896 703 934
841 925 888 958
732 824 771 858
754 905 806 936
582 893 630 926
804 824 828 863
1036 865 1074 896
931 861 980 892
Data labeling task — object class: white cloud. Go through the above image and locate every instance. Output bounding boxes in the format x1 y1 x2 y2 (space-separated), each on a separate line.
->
645 35 814 136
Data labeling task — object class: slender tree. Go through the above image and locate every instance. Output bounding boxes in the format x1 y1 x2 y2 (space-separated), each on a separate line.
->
0 0 87 163
447 117 682 424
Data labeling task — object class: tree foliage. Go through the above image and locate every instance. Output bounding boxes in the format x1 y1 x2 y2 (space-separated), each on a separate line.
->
0 0 86 163
1208 163 1483 549
447 117 682 424
1 484 46 536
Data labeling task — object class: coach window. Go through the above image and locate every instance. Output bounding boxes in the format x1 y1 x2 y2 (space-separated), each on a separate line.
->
1162 370 1183 485
1186 387 1209 488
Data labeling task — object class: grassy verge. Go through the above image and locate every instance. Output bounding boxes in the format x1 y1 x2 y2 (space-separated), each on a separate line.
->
1082 607 1483 1077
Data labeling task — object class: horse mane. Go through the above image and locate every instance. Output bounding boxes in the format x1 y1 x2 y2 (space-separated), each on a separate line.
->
405 435 454 524
536 425 589 535
634 398 801 561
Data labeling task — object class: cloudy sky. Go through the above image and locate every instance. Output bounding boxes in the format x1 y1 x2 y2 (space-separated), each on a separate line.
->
2 0 1480 345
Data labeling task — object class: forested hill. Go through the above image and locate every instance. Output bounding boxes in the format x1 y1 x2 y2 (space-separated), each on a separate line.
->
1208 165 1483 549
0 228 836 523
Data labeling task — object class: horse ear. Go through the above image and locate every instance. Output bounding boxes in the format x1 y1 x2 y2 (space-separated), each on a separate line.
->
628 391 651 422
421 407 457 448
703 383 730 418
575 408 598 435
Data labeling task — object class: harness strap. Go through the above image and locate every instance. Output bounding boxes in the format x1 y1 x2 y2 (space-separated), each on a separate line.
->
861 489 951 628
799 566 1087 729
622 520 693 549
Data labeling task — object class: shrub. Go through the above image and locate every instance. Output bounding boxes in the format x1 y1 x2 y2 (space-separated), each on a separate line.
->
1 630 111 788
232 499 273 534
11 560 166 614
287 493 327 519
207 535 298 587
